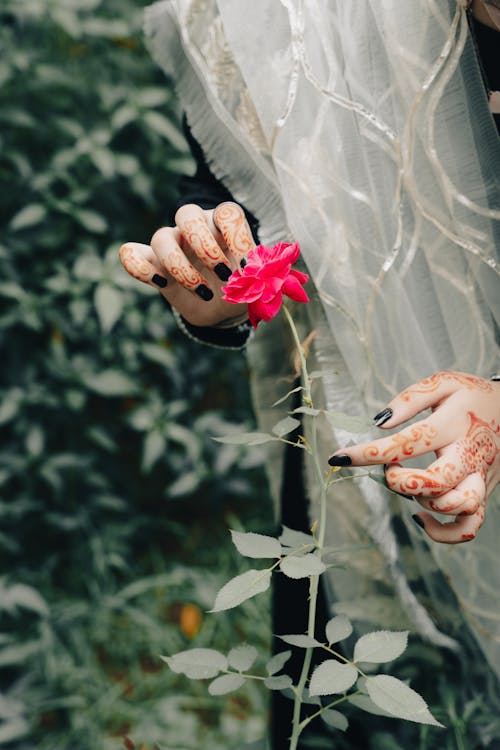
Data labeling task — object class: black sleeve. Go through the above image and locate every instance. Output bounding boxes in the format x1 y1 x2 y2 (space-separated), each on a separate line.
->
175 116 259 237
469 15 500 134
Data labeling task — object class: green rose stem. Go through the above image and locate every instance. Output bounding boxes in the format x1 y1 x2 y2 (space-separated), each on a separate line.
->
282 305 330 750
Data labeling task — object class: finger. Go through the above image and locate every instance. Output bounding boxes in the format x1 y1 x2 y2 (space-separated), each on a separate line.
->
119 242 169 290
213 201 255 265
328 401 461 468
385 446 468 497
371 371 493 430
175 204 233 281
150 227 214 301
412 506 485 544
416 472 486 515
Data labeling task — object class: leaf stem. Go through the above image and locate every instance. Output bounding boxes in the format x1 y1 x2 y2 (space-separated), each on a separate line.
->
282 305 329 750
299 691 359 731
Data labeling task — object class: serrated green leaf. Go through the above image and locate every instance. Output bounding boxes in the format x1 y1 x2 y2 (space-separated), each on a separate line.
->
230 530 282 559
292 406 320 416
347 693 394 717
278 634 321 648
264 675 293 690
366 675 444 726
265 650 292 676
271 386 303 407
208 673 245 695
227 645 258 672
325 615 353 645
94 284 124 333
161 648 227 680
309 660 358 696
321 709 348 731
9 203 47 230
280 553 326 579
213 432 276 446
271 416 300 437
353 631 409 664
210 569 272 612
279 526 315 550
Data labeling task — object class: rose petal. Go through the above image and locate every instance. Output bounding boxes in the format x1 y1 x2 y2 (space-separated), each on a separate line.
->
282 274 310 303
258 259 292 280
261 277 284 303
275 242 300 265
289 269 309 285
250 292 283 321
223 276 265 303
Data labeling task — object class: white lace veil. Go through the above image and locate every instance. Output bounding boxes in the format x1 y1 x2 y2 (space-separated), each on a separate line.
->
144 0 500 676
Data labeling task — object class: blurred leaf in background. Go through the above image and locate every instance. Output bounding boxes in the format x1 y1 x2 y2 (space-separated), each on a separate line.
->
0 1 272 748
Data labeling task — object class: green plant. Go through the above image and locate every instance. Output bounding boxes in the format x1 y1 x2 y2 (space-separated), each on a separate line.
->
0 3 271 748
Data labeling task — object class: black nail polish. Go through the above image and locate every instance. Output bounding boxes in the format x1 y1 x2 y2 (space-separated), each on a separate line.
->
152 274 168 288
373 407 393 427
214 262 232 281
412 514 425 530
195 284 214 301
240 257 247 268
328 454 352 467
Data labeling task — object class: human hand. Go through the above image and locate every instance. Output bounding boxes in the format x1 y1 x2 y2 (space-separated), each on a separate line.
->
328 371 500 544
119 201 255 327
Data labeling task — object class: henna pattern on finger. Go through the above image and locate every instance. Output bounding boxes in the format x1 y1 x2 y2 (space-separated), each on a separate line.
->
119 245 153 282
386 411 499 499
165 245 207 289
213 202 255 260
362 423 437 463
429 488 480 514
400 371 493 402
181 217 230 277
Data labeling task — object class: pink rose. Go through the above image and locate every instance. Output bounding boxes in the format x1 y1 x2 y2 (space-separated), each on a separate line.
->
222 242 309 328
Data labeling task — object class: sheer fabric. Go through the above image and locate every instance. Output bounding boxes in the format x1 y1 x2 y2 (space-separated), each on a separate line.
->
145 0 500 677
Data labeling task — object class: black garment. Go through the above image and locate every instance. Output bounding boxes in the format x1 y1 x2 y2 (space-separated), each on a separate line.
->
469 15 500 134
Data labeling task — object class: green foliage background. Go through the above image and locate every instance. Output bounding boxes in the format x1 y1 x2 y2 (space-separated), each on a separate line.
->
0 2 272 748
2 3 500 750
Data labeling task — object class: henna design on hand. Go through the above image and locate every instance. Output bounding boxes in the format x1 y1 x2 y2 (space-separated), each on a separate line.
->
386 412 499 499
119 245 154 282
362 423 437 463
165 245 208 290
182 216 230 269
400 371 493 402
213 202 255 261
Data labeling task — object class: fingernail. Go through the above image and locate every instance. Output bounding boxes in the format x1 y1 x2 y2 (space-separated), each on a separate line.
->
152 274 168 288
240 257 247 268
214 262 232 281
195 284 214 301
412 514 425 530
328 454 352 467
373 407 393 426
